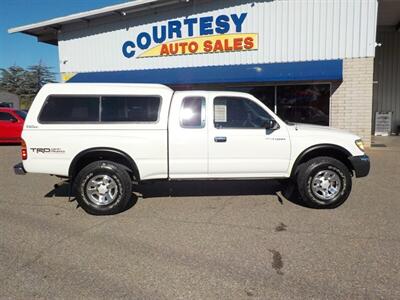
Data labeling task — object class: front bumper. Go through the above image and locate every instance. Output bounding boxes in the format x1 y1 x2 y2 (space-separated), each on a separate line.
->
349 155 370 178
14 163 27 175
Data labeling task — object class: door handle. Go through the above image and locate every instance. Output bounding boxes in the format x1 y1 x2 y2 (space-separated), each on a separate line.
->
214 136 227 143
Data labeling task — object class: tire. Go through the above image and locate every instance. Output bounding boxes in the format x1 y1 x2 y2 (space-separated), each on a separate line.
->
73 160 133 215
279 178 302 205
296 157 352 209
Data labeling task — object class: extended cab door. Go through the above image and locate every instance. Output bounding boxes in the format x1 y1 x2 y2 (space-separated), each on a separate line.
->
208 94 291 178
168 92 208 178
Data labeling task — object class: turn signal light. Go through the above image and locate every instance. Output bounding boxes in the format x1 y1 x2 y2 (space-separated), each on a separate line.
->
355 139 365 152
21 139 27 160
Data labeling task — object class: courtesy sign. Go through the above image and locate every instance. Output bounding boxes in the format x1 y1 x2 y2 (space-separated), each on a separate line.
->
122 13 258 58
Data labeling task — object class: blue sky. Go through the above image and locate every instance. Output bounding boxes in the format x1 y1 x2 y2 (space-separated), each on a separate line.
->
0 0 128 79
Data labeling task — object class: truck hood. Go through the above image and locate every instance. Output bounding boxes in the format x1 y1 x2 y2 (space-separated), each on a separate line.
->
287 123 360 139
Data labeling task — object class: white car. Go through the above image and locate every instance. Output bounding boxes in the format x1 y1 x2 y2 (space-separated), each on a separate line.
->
14 83 370 215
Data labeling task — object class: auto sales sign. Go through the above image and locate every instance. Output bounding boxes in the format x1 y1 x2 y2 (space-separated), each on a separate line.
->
122 13 258 59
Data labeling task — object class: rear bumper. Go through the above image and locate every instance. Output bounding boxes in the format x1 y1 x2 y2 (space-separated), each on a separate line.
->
14 163 27 175
349 155 370 178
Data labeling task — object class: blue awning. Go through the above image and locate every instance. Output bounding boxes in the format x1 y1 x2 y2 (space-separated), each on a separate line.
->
68 60 343 84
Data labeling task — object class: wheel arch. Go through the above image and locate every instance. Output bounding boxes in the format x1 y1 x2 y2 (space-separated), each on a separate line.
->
69 147 140 181
290 144 353 177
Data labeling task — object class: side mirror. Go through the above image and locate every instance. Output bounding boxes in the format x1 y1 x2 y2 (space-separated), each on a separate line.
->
264 119 280 131
10 118 18 123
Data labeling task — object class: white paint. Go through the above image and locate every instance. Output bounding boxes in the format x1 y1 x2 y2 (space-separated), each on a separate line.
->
22 83 174 180
168 91 209 177
22 83 364 180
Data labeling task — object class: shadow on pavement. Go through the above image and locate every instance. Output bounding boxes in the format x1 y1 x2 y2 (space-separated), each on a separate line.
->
44 179 305 210
138 179 281 198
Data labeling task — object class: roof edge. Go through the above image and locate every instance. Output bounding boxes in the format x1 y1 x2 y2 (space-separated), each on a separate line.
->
8 0 171 34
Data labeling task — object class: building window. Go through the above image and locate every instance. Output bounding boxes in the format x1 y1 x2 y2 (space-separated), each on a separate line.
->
243 86 276 112
225 84 330 126
39 96 100 123
101 96 160 122
277 84 330 126
180 97 205 128
214 97 272 129
226 86 275 112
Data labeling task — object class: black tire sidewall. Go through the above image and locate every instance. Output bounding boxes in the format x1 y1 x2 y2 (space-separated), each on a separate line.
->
298 158 352 208
75 161 132 215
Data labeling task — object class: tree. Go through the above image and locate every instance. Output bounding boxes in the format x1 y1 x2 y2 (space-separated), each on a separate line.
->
0 65 29 95
0 62 56 109
26 61 56 95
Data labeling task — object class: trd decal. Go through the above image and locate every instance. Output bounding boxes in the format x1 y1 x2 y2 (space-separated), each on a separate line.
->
30 148 65 154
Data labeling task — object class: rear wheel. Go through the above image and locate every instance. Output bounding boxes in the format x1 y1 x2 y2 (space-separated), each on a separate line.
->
296 157 352 208
74 160 132 215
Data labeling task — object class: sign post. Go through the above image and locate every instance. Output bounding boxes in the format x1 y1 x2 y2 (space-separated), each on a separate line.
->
375 112 392 136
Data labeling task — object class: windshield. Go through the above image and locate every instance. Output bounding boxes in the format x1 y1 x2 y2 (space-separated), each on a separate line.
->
15 110 27 120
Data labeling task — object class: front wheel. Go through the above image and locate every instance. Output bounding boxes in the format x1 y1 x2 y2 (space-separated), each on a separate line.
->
296 157 352 209
74 160 133 215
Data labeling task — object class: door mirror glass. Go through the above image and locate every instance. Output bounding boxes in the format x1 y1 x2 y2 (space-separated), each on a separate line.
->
264 119 279 130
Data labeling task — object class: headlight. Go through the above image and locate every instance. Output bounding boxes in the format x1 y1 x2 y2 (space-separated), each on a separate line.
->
355 139 365 152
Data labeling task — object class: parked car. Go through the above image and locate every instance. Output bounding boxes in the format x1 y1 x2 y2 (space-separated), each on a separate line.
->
14 83 370 215
0 108 26 143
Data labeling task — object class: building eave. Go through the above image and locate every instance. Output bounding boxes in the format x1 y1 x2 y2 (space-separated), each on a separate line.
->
8 0 188 44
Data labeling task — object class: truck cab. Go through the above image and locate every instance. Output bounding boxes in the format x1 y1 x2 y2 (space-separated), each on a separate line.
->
168 91 291 179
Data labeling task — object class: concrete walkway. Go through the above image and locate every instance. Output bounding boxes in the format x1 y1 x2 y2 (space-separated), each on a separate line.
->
371 136 400 151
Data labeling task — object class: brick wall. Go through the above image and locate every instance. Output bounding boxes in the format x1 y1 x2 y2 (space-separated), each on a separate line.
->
331 57 374 147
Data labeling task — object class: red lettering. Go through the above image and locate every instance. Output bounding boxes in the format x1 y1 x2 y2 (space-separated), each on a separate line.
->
203 40 213 52
169 43 179 55
178 42 188 54
213 40 224 52
233 38 243 51
188 41 199 53
244 37 254 50
224 39 233 51
160 44 169 56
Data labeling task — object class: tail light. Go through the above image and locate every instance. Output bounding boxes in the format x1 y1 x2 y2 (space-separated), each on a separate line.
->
21 139 27 160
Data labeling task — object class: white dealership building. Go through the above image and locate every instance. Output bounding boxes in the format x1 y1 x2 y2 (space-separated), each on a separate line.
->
9 0 400 146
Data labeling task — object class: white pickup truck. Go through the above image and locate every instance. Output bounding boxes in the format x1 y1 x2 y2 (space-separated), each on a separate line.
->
14 83 370 215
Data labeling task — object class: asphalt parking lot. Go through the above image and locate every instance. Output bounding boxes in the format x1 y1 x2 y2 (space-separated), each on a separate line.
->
1 144 399 299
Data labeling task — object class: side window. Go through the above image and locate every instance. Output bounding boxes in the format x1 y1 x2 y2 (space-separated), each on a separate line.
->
180 97 205 128
214 97 272 129
0 112 17 122
15 110 27 120
101 96 160 122
39 96 100 123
